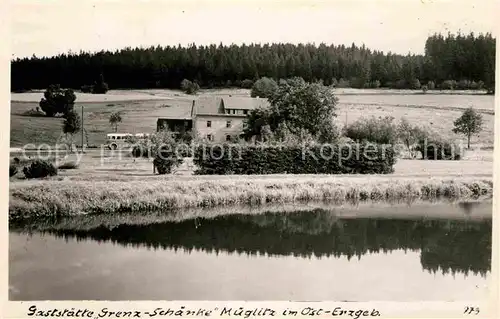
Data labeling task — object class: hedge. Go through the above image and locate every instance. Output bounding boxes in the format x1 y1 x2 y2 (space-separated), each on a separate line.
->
153 145 184 174
416 139 462 160
193 143 396 175
23 160 58 179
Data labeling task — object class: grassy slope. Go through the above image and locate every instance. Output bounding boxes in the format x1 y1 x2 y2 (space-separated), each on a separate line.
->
10 89 495 147
10 99 192 147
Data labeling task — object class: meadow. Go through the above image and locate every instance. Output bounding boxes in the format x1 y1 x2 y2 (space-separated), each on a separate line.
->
10 89 496 147
9 89 495 219
8 145 494 219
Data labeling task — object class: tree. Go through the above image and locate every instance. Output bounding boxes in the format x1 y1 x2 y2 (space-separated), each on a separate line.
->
240 79 254 89
452 107 483 149
10 32 496 92
242 108 272 141
268 77 338 136
109 112 123 132
62 110 81 151
63 110 81 135
250 77 278 98
39 84 76 117
92 73 109 94
344 116 398 145
397 118 427 158
180 79 200 94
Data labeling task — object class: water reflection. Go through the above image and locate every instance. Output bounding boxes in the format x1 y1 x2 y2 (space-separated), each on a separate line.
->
15 206 491 278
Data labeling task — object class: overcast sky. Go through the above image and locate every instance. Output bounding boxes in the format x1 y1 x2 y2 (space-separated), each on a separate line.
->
10 0 498 58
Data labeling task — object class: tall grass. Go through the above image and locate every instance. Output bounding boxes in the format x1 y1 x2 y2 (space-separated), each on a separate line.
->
9 177 493 221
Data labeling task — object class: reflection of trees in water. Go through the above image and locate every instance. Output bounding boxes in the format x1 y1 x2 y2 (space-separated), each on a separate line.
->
45 209 491 277
458 202 483 215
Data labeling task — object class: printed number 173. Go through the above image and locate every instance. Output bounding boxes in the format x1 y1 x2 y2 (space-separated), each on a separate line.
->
464 307 480 315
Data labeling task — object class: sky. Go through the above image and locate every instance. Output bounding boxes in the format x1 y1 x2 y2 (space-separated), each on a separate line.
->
10 0 498 59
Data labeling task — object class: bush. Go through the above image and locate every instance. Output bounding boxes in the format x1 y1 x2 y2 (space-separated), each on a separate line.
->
457 79 471 90
427 81 436 90
57 161 79 169
251 77 278 98
23 160 58 179
440 80 456 90
21 108 45 117
336 78 350 88
92 82 109 94
180 79 200 94
392 79 407 89
131 144 152 158
193 143 397 175
416 137 462 160
81 85 93 93
240 79 254 89
369 80 381 89
39 84 76 117
153 145 184 174
92 73 109 94
477 81 485 90
469 81 480 90
410 79 421 90
9 165 18 177
349 77 367 89
421 85 428 94
344 116 398 145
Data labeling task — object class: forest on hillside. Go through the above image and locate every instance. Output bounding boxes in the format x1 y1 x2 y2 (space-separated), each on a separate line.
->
11 32 496 93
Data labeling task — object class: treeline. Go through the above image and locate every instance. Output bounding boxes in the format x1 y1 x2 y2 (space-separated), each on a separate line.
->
11 32 495 92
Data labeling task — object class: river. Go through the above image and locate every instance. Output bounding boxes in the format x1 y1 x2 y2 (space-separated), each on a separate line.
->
9 201 492 301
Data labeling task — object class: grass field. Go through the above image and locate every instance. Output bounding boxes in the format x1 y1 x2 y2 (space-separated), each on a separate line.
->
9 145 493 219
9 88 495 219
10 89 496 147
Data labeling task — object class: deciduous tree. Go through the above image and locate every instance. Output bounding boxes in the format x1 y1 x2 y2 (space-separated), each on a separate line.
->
452 107 483 149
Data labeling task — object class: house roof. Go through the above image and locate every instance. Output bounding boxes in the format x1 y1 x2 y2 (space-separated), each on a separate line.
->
157 101 194 120
157 96 271 119
222 96 270 110
194 96 223 115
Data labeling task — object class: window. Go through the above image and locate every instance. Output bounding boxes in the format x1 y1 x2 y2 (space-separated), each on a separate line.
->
232 109 236 114
243 110 248 115
226 109 231 114
207 134 213 141
226 121 232 128
207 121 212 128
226 135 231 142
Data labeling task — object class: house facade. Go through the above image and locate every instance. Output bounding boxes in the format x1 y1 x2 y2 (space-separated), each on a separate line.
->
157 96 270 142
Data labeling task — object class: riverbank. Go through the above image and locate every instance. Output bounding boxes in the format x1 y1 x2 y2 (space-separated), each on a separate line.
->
9 176 493 221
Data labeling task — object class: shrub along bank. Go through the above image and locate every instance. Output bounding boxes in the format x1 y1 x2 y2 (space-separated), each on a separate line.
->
192 143 397 175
